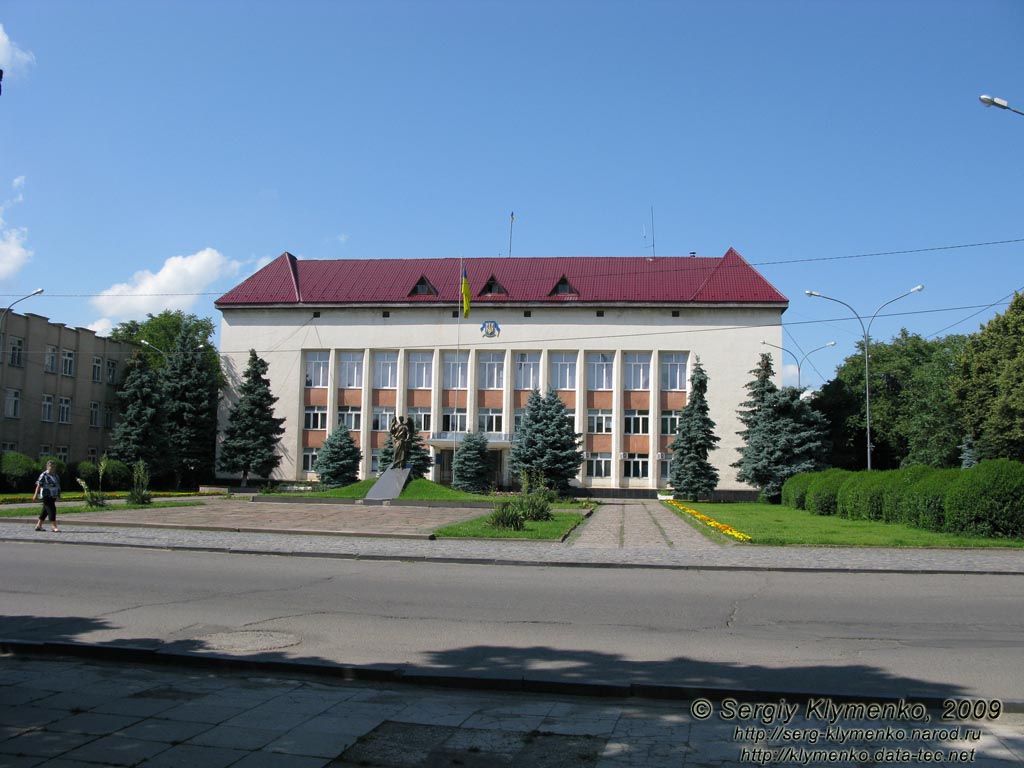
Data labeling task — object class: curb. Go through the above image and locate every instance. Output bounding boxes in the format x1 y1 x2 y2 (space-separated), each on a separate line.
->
6 639 1020 713
3 533 1024 575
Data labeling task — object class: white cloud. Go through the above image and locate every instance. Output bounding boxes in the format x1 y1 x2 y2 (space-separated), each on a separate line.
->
90 247 241 319
0 176 32 280
0 24 36 74
88 318 115 337
336 233 351 245
781 363 800 387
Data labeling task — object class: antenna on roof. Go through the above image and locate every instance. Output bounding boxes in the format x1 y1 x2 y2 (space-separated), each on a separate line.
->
644 206 656 258
508 211 514 259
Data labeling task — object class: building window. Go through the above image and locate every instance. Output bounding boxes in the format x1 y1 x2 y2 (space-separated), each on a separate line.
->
660 454 675 481
587 409 613 434
587 453 612 477
408 407 431 433
103 404 115 428
514 352 540 390
661 410 683 435
370 450 381 474
374 351 398 389
58 397 72 424
624 353 650 391
478 408 502 433
586 352 614 390
478 352 504 390
92 356 103 383
513 408 526 433
3 388 21 418
45 345 58 373
306 351 329 388
1 442 18 453
41 394 54 422
372 407 395 431
8 337 24 367
442 351 468 390
337 351 363 389
563 409 576 431
624 409 649 435
302 447 319 472
107 359 118 384
39 445 52 459
55 446 69 462
304 406 328 430
550 352 577 390
89 401 101 427
87 447 98 462
441 409 467 432
62 350 75 376
337 406 361 431
660 352 689 391
407 351 433 390
623 453 649 478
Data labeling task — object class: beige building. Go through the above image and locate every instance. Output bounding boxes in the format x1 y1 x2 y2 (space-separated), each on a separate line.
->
215 250 788 491
0 311 136 465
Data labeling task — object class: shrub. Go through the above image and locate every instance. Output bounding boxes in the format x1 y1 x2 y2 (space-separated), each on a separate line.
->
883 466 935 524
76 460 100 488
76 477 107 508
837 471 896 521
1 451 37 493
805 469 852 516
128 460 152 505
488 501 525 531
780 472 816 509
899 469 960 531
944 460 1024 539
103 459 132 491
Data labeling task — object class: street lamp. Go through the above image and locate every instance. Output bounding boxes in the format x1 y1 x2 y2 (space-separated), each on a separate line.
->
1 288 44 420
805 286 923 470
140 339 168 360
979 94 1024 117
761 340 836 389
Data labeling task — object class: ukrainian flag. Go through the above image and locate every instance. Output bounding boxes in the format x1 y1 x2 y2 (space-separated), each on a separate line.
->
461 265 471 318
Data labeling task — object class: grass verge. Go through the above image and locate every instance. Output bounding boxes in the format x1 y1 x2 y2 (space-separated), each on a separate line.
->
434 511 586 540
668 501 1024 547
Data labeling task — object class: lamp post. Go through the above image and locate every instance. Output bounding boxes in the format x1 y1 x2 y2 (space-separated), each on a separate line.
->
1 289 44 423
805 286 923 470
979 94 1024 117
140 339 168 360
761 340 836 389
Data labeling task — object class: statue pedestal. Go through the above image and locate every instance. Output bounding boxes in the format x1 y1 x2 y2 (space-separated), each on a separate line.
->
365 468 411 501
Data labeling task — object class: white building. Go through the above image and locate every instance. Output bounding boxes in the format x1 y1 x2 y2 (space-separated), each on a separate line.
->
215 249 787 492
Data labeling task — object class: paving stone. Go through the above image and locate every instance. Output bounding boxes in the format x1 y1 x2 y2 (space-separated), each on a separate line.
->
0 728 99 758
61 734 170 765
115 717 214 743
47 711 143 735
186 724 280 750
135 742 249 767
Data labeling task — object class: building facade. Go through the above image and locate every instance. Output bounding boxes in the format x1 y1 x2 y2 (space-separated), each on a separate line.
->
0 312 135 465
215 249 788 491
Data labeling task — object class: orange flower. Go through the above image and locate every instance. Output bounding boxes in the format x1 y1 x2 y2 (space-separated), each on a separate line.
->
668 500 752 542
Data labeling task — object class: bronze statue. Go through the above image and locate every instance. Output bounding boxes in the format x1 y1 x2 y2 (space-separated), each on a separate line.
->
389 416 411 470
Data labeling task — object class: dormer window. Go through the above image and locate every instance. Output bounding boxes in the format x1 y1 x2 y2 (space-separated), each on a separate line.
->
550 275 577 296
409 276 438 296
480 275 508 296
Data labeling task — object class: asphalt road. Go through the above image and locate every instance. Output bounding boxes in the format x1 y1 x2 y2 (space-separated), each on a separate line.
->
3 542 1022 701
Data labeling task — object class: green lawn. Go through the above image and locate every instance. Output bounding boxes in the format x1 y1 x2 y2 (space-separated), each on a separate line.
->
0 501 205 518
279 478 595 508
670 501 1024 548
434 511 586 540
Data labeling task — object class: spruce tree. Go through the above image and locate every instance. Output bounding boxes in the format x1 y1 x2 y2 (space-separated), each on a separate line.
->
737 386 829 502
669 357 720 499
163 322 220 488
452 431 491 493
313 423 362 486
110 352 168 471
509 388 583 492
218 350 286 487
733 353 779 492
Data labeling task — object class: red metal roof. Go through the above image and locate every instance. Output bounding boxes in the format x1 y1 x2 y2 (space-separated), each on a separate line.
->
216 249 788 307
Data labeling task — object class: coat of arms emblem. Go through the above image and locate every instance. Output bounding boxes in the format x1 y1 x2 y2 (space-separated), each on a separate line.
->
480 320 501 338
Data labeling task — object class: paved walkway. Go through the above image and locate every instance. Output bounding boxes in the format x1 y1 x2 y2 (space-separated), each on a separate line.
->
1 497 1023 574
2 654 1022 767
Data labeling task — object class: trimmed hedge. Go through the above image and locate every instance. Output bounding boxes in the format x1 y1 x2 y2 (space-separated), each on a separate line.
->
900 469 959 531
883 465 935 524
780 472 816 510
836 470 897 521
806 469 853 516
945 460 1024 539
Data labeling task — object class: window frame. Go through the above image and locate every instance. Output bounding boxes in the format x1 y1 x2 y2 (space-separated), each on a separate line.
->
549 352 577 391
623 352 651 391
373 351 399 389
477 351 504 390
587 408 613 434
477 408 503 433
58 396 72 424
337 351 364 389
586 452 612 477
586 352 614 391
660 352 689 392
306 351 330 388
407 351 433 390
514 352 541 390
442 351 468 390
623 409 650 435
623 453 649 478
303 405 328 431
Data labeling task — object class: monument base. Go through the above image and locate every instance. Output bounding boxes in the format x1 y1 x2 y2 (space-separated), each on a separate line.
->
364 467 411 501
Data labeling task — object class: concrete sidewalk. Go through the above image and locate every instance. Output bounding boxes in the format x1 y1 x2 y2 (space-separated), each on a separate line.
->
1 497 1023 574
2 653 1022 768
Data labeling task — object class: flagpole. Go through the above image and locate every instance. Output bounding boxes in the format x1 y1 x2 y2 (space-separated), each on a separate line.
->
454 257 462 487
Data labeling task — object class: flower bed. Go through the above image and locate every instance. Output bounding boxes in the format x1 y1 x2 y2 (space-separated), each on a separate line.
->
667 500 752 542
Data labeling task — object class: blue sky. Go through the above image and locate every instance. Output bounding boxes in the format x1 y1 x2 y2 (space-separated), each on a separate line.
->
2 0 1022 386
